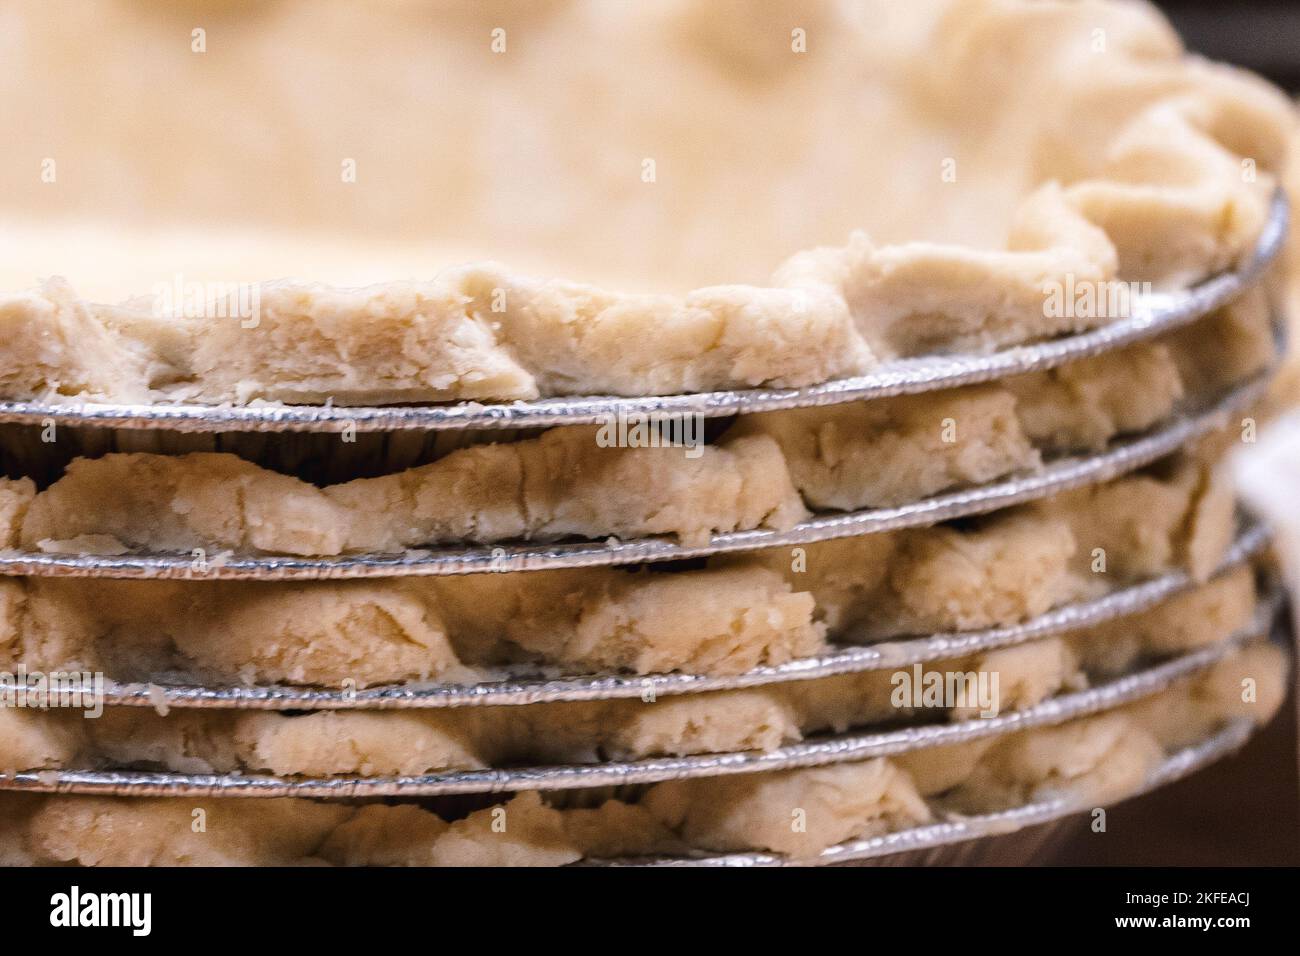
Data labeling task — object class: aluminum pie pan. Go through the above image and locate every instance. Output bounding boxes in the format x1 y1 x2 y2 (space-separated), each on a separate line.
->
592 718 1257 866
84 520 1269 710
0 371 1269 581
0 612 1271 799
0 192 1285 435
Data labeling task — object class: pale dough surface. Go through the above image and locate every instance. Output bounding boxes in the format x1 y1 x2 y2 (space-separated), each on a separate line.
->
0 567 1257 778
0 643 1283 865
0 453 1239 686
5 294 1269 559
0 1 1289 404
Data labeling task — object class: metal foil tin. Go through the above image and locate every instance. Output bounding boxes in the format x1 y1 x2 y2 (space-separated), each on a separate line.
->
0 371 1268 581
0 192 1285 435
594 721 1256 866
85 522 1268 710
0 612 1271 799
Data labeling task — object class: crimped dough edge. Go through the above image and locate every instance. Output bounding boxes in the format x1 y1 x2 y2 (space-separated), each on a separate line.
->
0 1 1290 406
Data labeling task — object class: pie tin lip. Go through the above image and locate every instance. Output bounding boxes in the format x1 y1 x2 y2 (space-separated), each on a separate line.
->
0 369 1272 580
588 719 1257 867
0 190 1286 435
0 603 1277 799
77 521 1269 710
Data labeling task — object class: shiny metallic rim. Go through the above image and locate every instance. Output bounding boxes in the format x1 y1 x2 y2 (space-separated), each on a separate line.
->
84 521 1268 709
0 608 1271 798
594 719 1257 866
0 191 1285 435
0 371 1268 580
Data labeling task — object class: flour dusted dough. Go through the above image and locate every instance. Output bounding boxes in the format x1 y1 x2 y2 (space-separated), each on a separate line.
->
0 1 1289 405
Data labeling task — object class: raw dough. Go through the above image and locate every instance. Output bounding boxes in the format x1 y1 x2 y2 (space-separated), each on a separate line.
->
0 1 1288 404
0 571 1258 778
1 643 1283 865
1 454 1240 686
19 431 808 554
9 295 1269 556
1 564 826 685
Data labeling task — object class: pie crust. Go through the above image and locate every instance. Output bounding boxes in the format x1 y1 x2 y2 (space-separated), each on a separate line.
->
0 0 1290 870
0 567 1256 778
0 0 1290 405
0 454 1236 686
0 642 1283 865
2 292 1269 558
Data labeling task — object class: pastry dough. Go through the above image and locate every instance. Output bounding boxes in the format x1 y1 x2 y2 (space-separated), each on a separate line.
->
0 0 1288 872
0 452 1239 686
1 643 1283 865
0 570 1257 778
1 565 825 685
6 295 1268 558
0 1 1288 404
743 449 1235 640
18 430 809 554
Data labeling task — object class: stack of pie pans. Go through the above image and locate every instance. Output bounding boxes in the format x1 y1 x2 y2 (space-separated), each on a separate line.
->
0 0 1296 867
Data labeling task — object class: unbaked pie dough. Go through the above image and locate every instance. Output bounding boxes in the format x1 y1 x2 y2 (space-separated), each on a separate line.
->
0 567 1258 778
0 0 1290 404
0 453 1237 686
0 0 1291 869
0 642 1284 865
0 292 1270 558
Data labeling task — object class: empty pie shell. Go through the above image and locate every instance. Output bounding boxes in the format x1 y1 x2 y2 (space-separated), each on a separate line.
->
0 0 1292 405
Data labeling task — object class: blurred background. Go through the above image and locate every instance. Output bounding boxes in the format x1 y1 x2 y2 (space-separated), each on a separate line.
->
1044 0 1300 866
1159 0 1300 92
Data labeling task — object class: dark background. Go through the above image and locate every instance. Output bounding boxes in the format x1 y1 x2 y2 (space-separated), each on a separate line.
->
1159 0 1300 92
